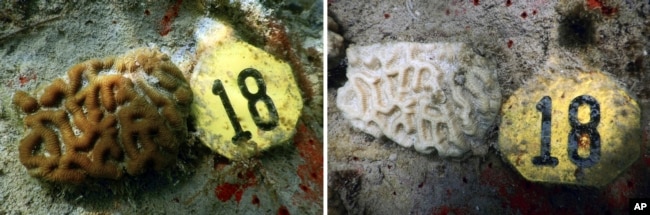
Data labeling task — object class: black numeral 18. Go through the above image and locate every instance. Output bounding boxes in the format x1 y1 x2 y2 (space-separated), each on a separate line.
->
533 95 601 168
212 68 279 143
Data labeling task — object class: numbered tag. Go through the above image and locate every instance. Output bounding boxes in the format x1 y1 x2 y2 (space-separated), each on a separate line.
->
191 39 303 160
499 71 641 186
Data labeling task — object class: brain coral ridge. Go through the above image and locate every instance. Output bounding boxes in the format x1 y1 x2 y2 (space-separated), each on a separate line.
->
12 48 193 183
336 42 501 158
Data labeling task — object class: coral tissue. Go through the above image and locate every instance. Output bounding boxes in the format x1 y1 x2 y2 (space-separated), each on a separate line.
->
337 42 501 158
12 48 192 183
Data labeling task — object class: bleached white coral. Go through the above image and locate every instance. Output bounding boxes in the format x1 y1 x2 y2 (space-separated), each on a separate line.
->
336 42 501 157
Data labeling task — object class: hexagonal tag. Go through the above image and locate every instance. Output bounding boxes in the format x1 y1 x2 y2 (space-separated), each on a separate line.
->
499 71 641 186
191 26 302 160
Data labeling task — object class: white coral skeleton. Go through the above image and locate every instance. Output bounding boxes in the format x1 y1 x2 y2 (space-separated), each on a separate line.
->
337 42 501 157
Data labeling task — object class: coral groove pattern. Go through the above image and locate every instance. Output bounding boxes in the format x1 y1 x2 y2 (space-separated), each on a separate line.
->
337 42 501 157
12 48 193 183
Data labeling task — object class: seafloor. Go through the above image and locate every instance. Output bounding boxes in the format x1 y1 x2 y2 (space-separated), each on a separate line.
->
0 0 323 214
328 0 650 214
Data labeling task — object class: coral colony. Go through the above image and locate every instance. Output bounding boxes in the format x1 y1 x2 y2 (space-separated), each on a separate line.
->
337 42 501 158
12 48 192 183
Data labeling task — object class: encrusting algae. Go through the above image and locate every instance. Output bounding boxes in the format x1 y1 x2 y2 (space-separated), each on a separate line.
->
12 48 193 183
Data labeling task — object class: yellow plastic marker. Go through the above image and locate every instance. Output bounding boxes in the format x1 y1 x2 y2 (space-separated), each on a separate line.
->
499 71 641 186
191 19 303 160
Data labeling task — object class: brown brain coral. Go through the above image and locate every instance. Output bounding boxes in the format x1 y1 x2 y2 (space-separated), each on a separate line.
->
12 48 193 183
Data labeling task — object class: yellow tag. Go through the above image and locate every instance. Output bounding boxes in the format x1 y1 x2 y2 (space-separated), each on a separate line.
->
191 21 303 160
499 71 641 186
